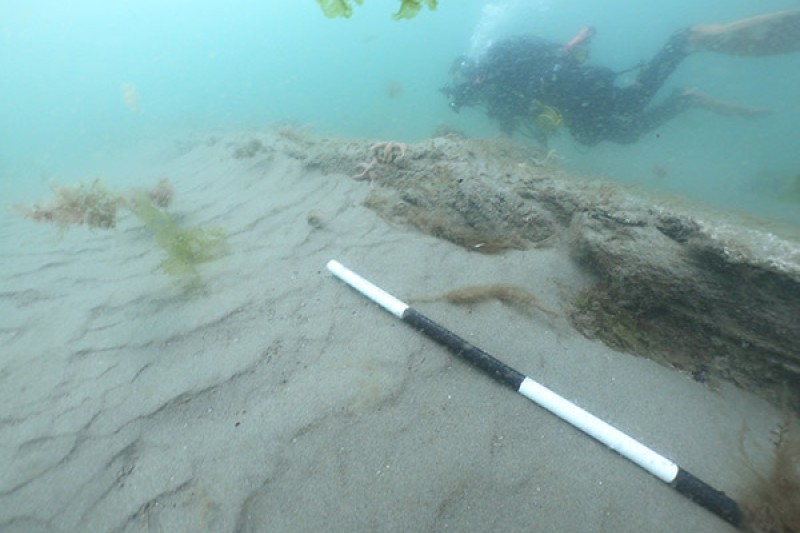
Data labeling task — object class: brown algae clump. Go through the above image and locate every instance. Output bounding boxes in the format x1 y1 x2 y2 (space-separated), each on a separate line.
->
412 284 557 319
145 177 174 208
18 179 124 230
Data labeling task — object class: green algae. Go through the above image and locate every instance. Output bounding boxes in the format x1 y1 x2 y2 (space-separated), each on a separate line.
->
130 191 227 282
392 0 437 20
316 0 436 19
316 0 363 18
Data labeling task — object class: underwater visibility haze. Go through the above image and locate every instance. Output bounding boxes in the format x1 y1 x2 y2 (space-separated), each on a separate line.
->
2 1 800 532
2 0 800 224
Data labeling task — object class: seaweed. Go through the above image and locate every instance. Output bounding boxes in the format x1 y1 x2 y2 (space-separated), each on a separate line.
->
16 179 124 232
740 421 800 533
129 191 227 282
570 286 653 354
316 0 436 19
412 284 557 319
316 0 363 18
16 178 227 286
392 0 437 20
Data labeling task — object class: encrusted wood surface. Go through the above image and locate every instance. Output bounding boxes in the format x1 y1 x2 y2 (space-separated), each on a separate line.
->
305 134 800 411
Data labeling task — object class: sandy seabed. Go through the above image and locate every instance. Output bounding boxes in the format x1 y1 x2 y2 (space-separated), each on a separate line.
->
0 128 791 532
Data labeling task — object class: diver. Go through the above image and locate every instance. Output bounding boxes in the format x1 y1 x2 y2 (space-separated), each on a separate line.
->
441 8 800 146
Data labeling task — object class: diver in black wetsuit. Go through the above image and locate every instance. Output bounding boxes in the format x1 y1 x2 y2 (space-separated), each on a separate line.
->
441 9 800 146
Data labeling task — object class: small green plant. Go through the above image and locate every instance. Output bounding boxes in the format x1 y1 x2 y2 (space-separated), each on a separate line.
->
16 178 227 286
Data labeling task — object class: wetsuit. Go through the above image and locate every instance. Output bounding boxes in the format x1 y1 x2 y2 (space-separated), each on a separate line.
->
443 30 694 145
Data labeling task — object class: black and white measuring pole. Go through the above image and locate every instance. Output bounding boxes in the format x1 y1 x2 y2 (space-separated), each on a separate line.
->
326 259 743 528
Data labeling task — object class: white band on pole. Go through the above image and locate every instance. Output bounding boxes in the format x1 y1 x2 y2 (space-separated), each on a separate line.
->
327 260 409 318
518 377 679 482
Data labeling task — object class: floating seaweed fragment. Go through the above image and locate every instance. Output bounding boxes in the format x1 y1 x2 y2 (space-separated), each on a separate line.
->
317 0 437 19
121 82 138 113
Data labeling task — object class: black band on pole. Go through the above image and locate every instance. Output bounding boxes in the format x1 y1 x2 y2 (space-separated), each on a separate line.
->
673 468 743 527
403 308 526 391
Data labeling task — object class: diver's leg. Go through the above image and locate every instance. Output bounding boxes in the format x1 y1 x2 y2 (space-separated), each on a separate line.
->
682 88 773 117
608 88 771 144
688 8 800 56
614 30 693 114
606 89 693 144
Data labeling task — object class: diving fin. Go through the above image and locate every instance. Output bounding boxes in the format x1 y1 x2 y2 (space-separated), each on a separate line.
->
689 8 800 56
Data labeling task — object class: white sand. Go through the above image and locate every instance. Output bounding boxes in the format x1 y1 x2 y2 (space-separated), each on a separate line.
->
0 129 786 532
